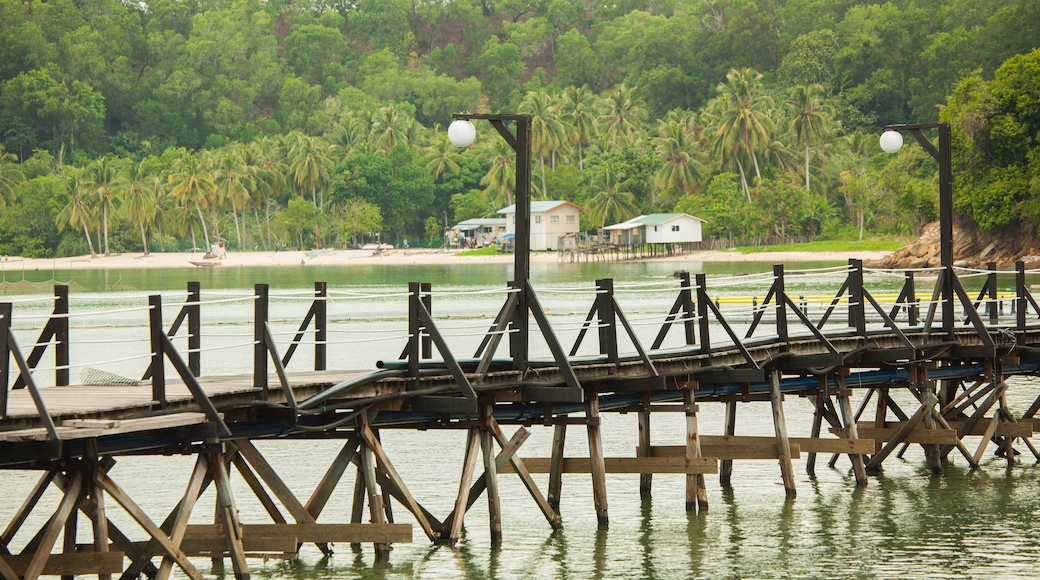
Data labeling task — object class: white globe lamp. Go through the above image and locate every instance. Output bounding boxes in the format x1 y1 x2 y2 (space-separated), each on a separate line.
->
447 119 476 148
879 130 903 154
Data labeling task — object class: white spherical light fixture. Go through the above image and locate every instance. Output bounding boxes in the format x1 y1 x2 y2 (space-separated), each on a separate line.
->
447 119 476 148
879 130 903 154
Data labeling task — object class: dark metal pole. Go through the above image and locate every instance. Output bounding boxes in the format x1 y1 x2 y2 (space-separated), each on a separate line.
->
453 113 533 370
885 122 954 335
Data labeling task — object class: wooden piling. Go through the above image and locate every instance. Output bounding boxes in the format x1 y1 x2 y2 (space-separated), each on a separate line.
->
638 392 652 497
585 390 609 526
720 398 737 486
768 370 797 497
684 389 708 512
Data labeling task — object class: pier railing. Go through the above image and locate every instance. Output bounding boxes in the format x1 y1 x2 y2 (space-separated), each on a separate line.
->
3 260 1040 426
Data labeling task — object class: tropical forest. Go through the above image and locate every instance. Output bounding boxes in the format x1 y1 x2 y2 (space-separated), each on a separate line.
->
0 0 1038 257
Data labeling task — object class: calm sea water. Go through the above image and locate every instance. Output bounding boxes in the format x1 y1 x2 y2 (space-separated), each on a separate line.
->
2 258 1039 579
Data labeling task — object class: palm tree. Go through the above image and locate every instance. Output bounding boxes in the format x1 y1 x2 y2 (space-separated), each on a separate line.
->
212 146 255 247
168 152 216 251
286 132 333 207
653 110 707 198
116 160 156 255
560 85 599 170
706 68 775 201
0 145 25 208
585 163 640 231
597 84 648 147
481 139 516 208
245 137 287 249
88 156 120 256
56 166 98 258
422 130 462 181
519 90 567 199
369 103 417 154
789 83 832 191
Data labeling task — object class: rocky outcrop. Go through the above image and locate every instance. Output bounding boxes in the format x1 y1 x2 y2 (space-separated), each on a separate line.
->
865 216 1040 270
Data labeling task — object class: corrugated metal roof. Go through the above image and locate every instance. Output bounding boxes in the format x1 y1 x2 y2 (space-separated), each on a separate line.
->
497 201 580 214
605 213 705 228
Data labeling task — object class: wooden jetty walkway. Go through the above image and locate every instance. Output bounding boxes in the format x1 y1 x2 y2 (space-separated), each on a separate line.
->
3 260 1040 579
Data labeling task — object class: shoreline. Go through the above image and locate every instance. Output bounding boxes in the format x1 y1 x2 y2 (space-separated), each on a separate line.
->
1 248 895 271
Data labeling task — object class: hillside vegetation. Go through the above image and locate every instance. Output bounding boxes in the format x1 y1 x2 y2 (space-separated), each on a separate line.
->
0 0 1037 257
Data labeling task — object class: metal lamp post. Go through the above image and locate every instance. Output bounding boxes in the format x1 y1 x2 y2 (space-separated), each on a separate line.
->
881 122 955 336
448 113 534 369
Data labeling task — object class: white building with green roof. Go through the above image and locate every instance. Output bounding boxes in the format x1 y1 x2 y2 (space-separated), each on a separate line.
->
602 213 705 246
498 201 582 251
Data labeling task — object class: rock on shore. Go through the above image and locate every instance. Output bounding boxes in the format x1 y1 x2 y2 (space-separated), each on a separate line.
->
866 216 1040 270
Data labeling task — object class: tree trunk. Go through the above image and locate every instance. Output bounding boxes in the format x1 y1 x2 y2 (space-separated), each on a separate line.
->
102 205 110 256
804 141 811 190
82 223 97 258
194 200 211 250
140 222 150 256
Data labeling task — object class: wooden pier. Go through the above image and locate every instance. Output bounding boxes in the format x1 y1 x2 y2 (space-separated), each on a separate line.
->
3 260 1040 579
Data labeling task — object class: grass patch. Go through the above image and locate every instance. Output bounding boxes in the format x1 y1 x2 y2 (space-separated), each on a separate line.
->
455 246 502 256
732 240 906 254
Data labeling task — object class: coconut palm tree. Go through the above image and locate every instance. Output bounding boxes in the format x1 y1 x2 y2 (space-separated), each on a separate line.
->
519 90 568 199
245 137 287 249
422 129 462 181
88 156 120 256
168 152 216 251
56 166 98 258
286 132 333 207
585 163 640 230
369 103 418 154
597 84 648 147
212 146 255 247
0 145 25 208
653 110 707 198
481 139 516 208
116 159 156 255
705 68 775 201
560 85 599 170
789 83 832 191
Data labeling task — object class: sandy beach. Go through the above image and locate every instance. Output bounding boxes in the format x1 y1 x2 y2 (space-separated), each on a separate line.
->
1 247 895 271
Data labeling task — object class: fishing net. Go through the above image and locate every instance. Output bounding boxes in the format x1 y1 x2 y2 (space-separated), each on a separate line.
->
80 367 142 386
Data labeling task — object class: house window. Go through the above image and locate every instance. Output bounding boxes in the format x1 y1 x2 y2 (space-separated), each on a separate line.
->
550 215 559 224
566 215 575 224
653 226 658 232
671 225 680 232
534 215 542 224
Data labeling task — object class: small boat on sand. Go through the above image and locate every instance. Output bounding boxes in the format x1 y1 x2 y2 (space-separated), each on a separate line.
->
188 260 221 267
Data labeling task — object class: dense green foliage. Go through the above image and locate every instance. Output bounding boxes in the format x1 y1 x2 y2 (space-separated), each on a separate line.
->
0 0 1037 256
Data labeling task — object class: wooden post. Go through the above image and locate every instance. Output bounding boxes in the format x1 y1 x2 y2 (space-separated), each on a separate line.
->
359 416 389 560
834 375 868 485
480 401 503 545
0 302 10 418
253 284 268 390
638 392 652 497
448 428 480 544
53 285 69 386
806 391 825 476
61 492 78 580
769 369 796 497
849 259 866 335
585 390 609 526
208 446 249 580
186 281 201 376
547 421 567 512
916 365 943 474
720 398 736 486
84 441 112 580
314 281 327 371
148 294 166 407
596 278 618 361
684 388 708 512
